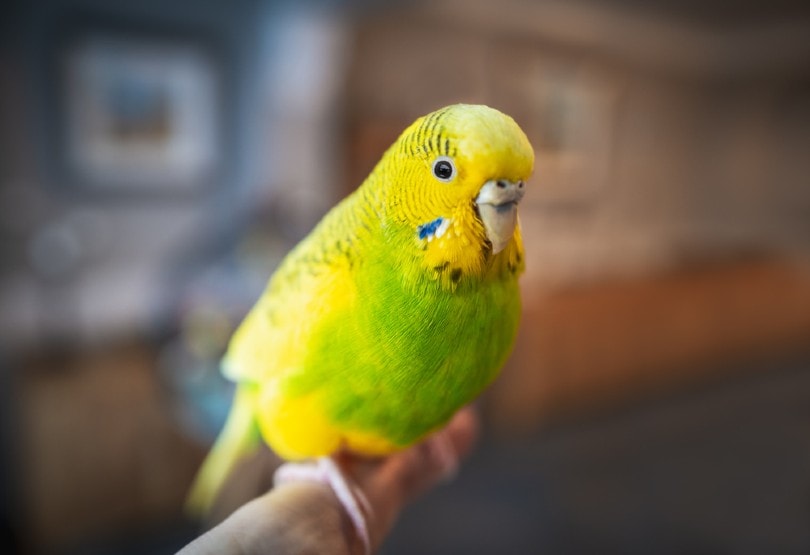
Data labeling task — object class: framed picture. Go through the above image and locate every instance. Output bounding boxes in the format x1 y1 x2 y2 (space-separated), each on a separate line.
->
53 22 226 195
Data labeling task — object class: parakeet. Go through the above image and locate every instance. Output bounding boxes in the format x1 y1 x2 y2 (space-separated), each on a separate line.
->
187 104 534 549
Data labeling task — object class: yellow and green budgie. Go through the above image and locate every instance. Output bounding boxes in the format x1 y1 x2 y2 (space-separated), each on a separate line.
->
187 104 534 550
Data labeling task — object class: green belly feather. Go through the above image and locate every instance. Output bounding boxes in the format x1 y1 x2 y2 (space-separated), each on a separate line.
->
284 249 521 447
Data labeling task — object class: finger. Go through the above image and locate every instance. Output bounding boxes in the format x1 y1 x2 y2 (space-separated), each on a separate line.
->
383 406 479 501
347 406 479 549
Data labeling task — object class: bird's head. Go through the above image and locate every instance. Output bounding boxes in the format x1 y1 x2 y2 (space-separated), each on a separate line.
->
374 104 534 285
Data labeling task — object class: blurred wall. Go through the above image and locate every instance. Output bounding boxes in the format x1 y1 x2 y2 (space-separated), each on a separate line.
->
344 0 810 288
0 0 350 354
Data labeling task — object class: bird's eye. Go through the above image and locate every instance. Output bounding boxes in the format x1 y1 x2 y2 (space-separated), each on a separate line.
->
432 157 455 182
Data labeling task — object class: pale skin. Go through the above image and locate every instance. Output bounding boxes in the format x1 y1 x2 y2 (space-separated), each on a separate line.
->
178 407 478 555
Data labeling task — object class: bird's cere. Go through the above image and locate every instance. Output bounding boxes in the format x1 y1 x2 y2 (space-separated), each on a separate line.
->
475 179 525 254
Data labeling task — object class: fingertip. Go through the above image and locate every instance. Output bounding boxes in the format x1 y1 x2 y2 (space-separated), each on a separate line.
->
444 406 479 461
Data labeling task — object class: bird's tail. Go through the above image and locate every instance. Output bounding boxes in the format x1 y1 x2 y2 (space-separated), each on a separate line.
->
185 384 261 517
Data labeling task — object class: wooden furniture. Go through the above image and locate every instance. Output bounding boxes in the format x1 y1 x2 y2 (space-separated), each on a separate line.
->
487 257 810 437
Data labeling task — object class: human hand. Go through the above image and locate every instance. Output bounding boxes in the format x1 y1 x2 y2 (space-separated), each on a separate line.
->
177 406 479 555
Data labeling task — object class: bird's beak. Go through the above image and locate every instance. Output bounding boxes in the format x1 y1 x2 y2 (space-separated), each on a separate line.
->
475 179 525 254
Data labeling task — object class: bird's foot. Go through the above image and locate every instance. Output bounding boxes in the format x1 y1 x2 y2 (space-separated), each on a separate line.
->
274 457 372 554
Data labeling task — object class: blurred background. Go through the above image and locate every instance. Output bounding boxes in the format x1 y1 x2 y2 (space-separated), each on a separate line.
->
2 0 810 553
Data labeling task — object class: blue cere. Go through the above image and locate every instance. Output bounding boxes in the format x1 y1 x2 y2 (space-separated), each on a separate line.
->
417 217 444 240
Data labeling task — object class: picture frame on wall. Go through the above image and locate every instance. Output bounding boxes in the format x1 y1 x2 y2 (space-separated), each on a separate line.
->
48 17 228 196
